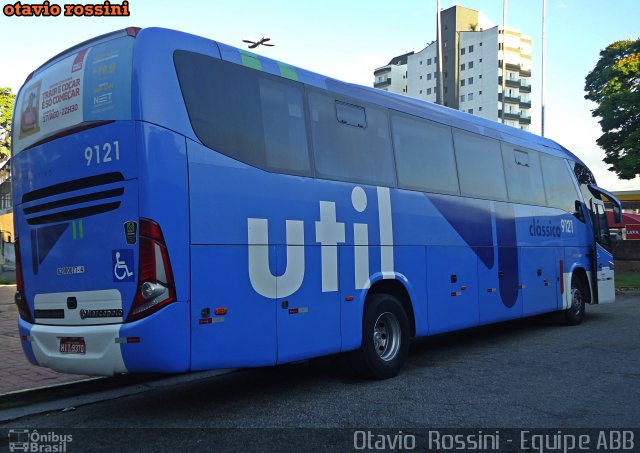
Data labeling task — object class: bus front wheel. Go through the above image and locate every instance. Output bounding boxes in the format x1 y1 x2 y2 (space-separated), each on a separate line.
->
354 294 410 379
565 276 586 326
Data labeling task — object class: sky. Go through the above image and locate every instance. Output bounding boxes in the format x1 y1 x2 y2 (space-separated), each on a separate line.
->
1 0 639 192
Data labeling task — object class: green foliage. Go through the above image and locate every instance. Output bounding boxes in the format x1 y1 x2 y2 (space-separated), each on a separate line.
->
615 272 640 289
585 39 640 180
0 88 16 159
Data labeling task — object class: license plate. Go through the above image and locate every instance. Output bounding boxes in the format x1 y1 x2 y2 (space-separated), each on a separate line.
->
59 337 86 354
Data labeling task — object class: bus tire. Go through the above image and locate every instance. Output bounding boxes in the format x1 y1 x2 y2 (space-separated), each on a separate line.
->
353 294 410 379
565 275 586 326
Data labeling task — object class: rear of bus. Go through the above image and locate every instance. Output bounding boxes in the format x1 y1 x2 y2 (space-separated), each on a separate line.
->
12 28 190 375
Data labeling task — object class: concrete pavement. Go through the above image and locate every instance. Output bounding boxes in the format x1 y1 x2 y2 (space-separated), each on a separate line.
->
0 277 91 396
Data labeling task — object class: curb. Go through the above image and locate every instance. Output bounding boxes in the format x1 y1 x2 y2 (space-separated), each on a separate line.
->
0 374 157 411
0 369 237 422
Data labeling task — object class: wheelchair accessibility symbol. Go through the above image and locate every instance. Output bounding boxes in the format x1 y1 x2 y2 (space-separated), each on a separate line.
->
112 249 135 282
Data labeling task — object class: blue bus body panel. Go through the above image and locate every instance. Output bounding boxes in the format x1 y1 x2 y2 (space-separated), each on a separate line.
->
275 244 342 363
131 28 221 143
190 244 277 369
526 247 561 314
13 121 139 315
135 122 191 306
119 302 190 373
427 246 479 334
185 132 592 365
11 26 609 375
12 118 191 374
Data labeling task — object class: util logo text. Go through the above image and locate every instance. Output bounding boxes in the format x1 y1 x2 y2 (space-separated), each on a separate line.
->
247 186 395 299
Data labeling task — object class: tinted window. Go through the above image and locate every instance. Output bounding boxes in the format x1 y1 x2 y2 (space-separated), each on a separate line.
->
391 114 459 194
453 130 508 200
336 101 366 128
540 154 580 212
502 145 546 205
174 51 310 175
572 162 596 186
309 92 395 186
571 161 595 223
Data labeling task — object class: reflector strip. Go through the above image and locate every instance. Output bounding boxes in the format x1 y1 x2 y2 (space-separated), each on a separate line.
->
115 337 141 344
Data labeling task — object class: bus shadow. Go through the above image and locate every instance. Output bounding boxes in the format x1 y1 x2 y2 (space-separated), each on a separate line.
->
74 309 617 422
406 308 615 369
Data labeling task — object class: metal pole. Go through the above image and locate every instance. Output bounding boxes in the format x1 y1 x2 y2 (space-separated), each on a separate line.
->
541 0 546 136
501 0 508 124
436 0 444 105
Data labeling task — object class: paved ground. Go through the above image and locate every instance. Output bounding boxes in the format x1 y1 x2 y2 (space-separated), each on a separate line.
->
0 293 638 452
0 278 91 395
0 274 638 408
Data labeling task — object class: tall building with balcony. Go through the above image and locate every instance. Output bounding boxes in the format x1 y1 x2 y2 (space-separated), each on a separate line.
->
373 52 412 94
372 5 533 131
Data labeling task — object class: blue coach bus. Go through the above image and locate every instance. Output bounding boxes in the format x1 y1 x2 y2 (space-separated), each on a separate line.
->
12 27 622 379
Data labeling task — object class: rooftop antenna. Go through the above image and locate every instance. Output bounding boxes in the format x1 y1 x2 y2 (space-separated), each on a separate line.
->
242 36 275 49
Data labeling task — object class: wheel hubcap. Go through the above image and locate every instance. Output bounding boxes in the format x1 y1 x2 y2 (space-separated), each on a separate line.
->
571 287 584 317
373 312 401 362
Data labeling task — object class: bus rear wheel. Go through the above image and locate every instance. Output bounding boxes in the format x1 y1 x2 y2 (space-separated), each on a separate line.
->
354 294 410 379
565 276 586 326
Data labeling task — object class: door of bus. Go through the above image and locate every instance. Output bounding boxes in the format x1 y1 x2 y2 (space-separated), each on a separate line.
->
590 199 615 304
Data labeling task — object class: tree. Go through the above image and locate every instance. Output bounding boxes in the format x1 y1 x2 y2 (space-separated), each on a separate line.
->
584 39 640 180
0 88 16 159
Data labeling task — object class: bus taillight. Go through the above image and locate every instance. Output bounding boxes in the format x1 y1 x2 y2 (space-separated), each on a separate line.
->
14 239 33 324
125 27 141 37
127 219 176 322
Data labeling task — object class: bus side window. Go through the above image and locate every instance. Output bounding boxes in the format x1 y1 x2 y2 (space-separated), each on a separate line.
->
453 129 508 201
174 50 311 176
258 78 310 174
391 113 459 195
539 154 580 213
501 145 546 205
309 92 395 187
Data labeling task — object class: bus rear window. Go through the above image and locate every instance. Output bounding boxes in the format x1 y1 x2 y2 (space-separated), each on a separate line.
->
13 36 134 155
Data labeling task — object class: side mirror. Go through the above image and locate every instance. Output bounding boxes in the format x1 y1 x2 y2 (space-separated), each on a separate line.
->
588 184 622 223
573 200 585 222
613 204 622 224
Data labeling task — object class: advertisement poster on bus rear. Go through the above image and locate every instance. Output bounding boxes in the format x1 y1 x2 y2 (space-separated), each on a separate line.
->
13 39 133 154
17 50 87 146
